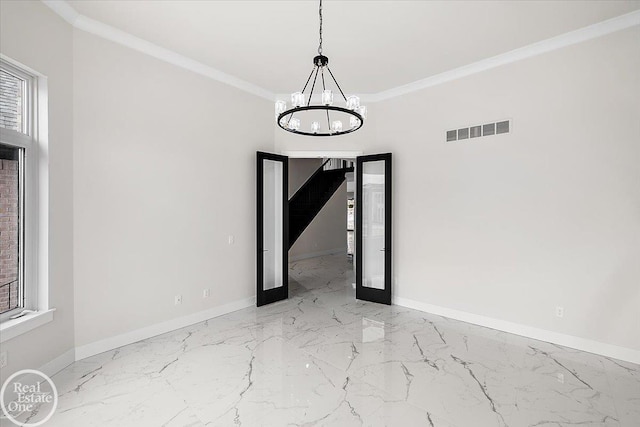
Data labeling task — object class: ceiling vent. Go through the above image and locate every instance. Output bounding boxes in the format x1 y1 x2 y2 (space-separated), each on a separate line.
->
446 120 510 143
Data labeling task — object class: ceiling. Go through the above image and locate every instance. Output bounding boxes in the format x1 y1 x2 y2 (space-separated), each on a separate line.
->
67 0 640 94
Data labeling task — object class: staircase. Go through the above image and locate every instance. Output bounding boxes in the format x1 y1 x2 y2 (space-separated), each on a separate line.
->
289 159 354 249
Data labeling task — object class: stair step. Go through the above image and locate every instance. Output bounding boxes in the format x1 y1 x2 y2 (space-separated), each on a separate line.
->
288 161 351 249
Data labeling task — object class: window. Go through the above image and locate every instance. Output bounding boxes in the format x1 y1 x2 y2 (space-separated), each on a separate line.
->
0 144 23 315
0 58 38 322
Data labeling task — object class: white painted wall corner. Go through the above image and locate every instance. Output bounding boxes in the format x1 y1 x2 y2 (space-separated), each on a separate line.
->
38 348 75 378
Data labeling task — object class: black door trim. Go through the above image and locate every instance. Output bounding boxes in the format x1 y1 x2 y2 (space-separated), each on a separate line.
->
257 151 289 307
355 153 392 305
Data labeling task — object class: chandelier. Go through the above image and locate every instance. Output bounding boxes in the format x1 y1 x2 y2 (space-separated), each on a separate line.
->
275 0 366 136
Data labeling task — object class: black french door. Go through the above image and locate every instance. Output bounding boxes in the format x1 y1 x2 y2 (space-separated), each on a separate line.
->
256 151 289 306
356 153 392 305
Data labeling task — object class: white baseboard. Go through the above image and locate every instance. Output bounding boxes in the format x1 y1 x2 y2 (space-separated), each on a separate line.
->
41 294 638 374
393 296 640 365
39 348 75 377
75 296 255 361
289 247 347 262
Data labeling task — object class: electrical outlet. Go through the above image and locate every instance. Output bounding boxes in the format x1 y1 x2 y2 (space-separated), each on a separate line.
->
557 373 564 383
175 295 182 305
203 289 210 298
555 306 564 318
0 351 7 368
228 235 234 245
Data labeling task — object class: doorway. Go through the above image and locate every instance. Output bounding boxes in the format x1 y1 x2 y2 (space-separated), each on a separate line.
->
256 151 392 307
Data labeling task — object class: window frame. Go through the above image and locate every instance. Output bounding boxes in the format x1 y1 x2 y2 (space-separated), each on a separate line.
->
0 57 41 323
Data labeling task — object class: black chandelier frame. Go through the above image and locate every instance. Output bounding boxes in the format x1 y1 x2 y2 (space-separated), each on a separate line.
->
276 1 365 137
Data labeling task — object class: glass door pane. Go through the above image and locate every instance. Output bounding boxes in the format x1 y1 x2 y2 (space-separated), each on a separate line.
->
356 153 391 305
362 160 386 289
257 152 288 306
263 159 283 290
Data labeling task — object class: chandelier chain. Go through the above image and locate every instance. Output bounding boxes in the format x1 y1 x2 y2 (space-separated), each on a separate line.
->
318 0 323 55
275 0 365 136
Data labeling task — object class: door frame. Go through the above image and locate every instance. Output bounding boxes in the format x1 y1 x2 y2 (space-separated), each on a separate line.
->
256 151 289 307
282 150 363 159
355 153 392 305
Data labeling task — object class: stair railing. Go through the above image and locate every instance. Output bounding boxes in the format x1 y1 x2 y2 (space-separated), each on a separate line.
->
322 158 354 171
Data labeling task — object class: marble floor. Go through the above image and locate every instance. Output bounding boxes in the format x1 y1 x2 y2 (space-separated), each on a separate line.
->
46 254 638 426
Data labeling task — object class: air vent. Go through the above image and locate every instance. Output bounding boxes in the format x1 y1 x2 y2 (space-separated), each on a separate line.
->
496 120 509 134
483 123 495 136
446 119 511 142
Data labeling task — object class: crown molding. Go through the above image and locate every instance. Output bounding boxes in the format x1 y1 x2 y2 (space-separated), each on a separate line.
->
275 93 377 104
371 9 640 102
41 1 639 103
283 150 363 158
41 1 274 101
42 0 79 25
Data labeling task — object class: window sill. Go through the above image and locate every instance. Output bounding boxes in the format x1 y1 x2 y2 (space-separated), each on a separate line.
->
0 309 55 343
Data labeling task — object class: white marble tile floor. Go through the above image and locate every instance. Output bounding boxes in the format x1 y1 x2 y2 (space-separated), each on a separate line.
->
45 254 639 426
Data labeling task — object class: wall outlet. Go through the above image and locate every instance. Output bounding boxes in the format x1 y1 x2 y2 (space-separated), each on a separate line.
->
557 373 564 383
174 295 182 305
0 351 7 368
203 289 210 298
555 306 564 318
228 235 234 245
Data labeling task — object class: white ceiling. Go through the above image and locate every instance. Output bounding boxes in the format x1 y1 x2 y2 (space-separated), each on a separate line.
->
67 0 640 94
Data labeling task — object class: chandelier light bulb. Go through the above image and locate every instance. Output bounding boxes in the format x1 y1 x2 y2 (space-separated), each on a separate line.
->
356 105 367 119
275 100 287 117
291 92 305 108
346 95 360 110
322 90 333 106
289 117 301 130
275 0 367 136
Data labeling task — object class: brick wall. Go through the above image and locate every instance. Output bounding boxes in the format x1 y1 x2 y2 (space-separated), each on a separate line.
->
0 159 19 313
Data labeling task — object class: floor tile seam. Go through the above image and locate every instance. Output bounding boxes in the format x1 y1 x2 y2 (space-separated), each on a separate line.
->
343 362 464 427
343 373 455 421
279 334 404 401
281 332 349 376
160 355 263 426
152 379 206 426
366 394 459 427
56 374 183 418
600 358 625 424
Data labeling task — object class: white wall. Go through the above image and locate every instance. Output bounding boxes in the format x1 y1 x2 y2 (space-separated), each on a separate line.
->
274 26 640 358
72 30 273 348
289 158 322 198
2 1 637 372
288 158 347 260
371 27 640 352
0 1 75 381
